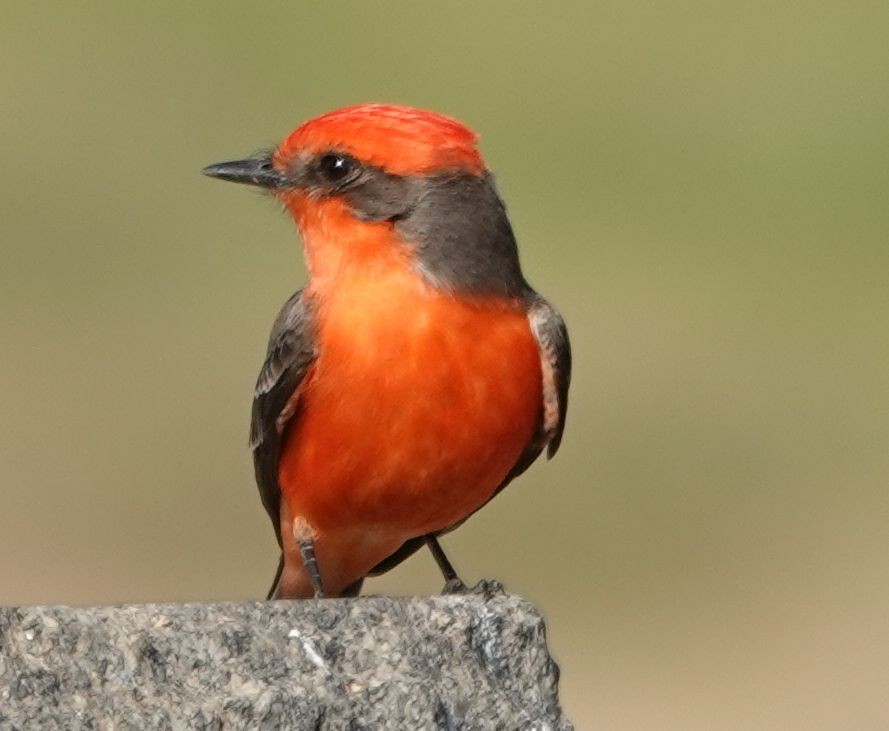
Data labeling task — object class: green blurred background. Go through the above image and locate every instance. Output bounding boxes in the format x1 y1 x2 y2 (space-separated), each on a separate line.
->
2 3 887 728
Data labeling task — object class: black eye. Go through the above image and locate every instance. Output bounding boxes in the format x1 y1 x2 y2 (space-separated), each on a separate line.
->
318 153 357 184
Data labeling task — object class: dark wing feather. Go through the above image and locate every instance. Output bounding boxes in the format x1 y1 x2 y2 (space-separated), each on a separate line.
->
368 294 571 576
527 295 571 459
250 289 317 546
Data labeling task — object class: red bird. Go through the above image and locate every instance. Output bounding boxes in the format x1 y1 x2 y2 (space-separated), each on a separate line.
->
203 104 570 599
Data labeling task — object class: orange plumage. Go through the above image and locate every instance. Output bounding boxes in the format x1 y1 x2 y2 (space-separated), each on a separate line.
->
203 104 570 599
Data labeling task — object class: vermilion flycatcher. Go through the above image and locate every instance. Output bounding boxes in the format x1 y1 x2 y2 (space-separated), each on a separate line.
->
203 104 570 599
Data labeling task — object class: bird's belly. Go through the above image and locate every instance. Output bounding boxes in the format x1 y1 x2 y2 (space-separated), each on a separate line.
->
278 289 542 539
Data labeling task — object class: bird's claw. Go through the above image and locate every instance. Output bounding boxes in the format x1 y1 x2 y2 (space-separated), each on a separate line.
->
442 578 470 595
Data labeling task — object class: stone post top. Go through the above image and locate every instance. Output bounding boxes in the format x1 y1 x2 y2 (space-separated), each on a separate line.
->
0 581 572 730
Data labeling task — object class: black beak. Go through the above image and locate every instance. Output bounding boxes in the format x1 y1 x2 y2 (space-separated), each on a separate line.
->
201 156 286 189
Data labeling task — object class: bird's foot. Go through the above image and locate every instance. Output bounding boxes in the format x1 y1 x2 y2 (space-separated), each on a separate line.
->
442 577 470 595
443 578 508 599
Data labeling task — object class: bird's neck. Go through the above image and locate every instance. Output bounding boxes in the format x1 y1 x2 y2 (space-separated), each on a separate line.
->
288 196 415 297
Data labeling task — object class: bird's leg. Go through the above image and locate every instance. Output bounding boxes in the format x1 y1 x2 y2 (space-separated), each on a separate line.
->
425 535 468 594
293 516 324 598
298 538 324 598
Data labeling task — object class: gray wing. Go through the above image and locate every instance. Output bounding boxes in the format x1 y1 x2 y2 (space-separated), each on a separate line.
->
250 289 317 546
527 295 571 459
368 293 571 576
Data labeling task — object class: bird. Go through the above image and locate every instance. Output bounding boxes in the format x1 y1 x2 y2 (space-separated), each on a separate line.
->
202 103 570 599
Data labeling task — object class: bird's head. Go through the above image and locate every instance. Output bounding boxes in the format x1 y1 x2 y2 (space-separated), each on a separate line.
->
203 103 527 297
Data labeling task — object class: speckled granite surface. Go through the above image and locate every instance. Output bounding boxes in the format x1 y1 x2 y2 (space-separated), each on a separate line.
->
0 581 571 730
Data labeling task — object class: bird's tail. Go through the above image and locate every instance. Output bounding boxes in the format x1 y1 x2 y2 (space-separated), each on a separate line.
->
266 553 285 600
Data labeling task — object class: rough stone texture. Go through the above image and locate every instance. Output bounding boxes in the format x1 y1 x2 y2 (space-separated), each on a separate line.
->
0 581 571 730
